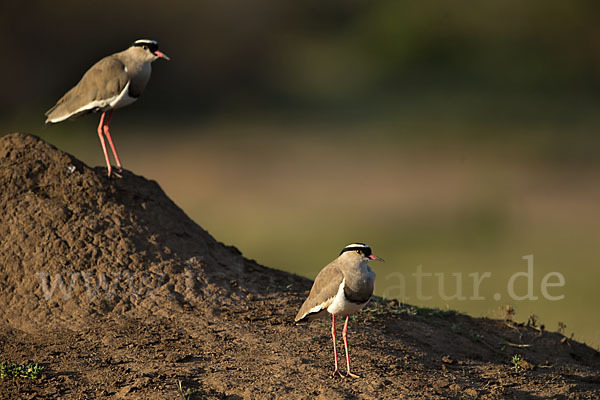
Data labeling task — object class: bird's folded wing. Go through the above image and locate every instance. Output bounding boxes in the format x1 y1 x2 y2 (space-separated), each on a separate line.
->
295 263 343 322
45 57 129 123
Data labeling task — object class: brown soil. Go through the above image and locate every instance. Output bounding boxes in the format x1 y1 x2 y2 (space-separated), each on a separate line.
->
0 132 598 399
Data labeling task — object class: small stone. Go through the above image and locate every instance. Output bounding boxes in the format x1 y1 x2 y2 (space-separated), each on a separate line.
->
442 355 456 364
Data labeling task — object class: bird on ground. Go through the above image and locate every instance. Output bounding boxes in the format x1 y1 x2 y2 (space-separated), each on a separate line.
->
45 39 170 177
295 243 383 378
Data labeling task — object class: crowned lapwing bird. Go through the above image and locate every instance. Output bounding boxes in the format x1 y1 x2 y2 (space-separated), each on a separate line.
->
295 243 383 378
45 39 169 177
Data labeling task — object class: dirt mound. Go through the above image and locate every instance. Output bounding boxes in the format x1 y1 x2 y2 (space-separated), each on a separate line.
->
0 133 304 331
1 133 599 399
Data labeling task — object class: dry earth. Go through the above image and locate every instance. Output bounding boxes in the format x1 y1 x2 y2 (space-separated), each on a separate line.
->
0 133 599 399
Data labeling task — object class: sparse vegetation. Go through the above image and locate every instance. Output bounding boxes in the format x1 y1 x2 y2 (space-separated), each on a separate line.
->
450 323 461 333
265 283 293 293
510 354 536 373
176 380 199 400
0 361 44 380
525 314 545 333
526 314 538 328
511 354 523 372
501 305 516 321
413 306 458 320
357 299 459 320
351 299 464 327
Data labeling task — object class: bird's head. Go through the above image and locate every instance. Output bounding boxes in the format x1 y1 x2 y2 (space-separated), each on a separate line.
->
339 243 384 263
131 39 170 62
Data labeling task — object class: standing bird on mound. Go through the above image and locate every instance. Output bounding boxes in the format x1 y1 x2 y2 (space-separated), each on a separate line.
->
295 243 383 378
45 39 170 177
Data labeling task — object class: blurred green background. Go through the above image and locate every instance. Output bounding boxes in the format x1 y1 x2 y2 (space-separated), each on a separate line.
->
2 1 599 348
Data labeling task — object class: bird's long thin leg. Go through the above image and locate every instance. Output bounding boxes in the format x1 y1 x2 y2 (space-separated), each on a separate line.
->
102 110 122 169
97 112 112 177
331 314 343 377
342 315 360 378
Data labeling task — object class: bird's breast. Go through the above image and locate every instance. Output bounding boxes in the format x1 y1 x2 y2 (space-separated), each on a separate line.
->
127 63 152 98
327 279 369 316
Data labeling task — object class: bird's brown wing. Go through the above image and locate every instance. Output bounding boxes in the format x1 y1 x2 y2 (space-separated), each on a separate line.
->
45 56 129 123
295 261 344 323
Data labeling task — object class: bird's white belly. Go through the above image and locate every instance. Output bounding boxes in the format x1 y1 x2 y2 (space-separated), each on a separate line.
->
327 279 369 316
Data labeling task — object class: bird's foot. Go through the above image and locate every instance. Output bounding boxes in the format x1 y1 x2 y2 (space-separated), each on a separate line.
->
332 369 345 378
107 170 123 179
346 371 361 378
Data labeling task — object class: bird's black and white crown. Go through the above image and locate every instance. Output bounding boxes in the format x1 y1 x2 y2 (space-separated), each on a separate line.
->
132 39 159 52
340 243 372 256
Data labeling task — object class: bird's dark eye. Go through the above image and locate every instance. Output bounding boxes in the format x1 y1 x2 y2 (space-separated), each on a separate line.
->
142 45 148 50
356 250 362 255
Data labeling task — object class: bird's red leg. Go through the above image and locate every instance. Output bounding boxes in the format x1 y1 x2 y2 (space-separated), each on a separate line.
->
102 110 122 169
97 112 112 176
342 315 360 378
331 314 343 377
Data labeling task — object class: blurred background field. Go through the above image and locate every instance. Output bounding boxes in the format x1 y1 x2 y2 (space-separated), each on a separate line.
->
1 1 599 348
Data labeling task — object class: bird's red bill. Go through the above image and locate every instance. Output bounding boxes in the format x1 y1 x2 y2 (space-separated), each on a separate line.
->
154 50 170 60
